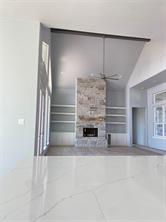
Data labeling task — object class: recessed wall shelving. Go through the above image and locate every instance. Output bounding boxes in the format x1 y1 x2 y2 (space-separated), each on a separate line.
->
106 114 126 117
50 104 76 133
106 122 126 125
51 112 75 115
50 104 127 133
51 120 75 123
106 106 126 110
106 106 126 134
51 104 75 108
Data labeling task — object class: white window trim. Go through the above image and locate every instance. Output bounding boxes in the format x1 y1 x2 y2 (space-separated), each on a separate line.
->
153 90 166 105
153 91 166 139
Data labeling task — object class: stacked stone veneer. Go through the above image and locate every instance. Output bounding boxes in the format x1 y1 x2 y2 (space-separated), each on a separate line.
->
76 78 107 147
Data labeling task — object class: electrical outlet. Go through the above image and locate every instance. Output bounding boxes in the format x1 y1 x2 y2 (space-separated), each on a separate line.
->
18 119 25 125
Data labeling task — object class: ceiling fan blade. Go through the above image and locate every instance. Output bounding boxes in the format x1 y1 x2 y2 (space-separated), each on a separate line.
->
108 74 119 77
105 75 122 80
92 73 122 80
104 78 119 81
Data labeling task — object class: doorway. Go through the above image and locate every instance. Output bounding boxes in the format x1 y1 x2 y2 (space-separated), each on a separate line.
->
132 108 147 146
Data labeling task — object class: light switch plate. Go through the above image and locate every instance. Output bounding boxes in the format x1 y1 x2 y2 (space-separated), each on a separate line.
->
18 119 25 125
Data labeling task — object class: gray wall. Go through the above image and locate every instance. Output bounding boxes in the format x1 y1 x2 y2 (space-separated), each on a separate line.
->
107 89 126 107
52 89 125 107
130 88 147 108
51 32 104 135
51 32 144 102
52 88 75 105
0 19 40 176
105 39 145 91
51 32 103 90
51 32 126 136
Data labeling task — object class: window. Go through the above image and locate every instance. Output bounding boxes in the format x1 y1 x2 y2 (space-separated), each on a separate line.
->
153 90 166 138
154 91 166 104
42 42 49 74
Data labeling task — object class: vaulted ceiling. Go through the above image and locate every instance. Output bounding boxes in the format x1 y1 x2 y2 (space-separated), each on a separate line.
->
51 32 145 91
1 0 165 91
0 0 165 39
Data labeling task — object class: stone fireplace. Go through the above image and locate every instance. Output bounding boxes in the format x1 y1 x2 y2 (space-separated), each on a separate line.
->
76 78 107 147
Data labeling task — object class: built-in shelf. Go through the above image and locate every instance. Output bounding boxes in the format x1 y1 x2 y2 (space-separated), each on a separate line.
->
106 122 126 125
106 106 126 131
52 105 126 109
50 104 126 134
51 104 75 130
106 106 126 110
51 105 126 110
51 112 75 115
51 121 126 124
51 120 75 123
106 114 126 117
51 104 75 108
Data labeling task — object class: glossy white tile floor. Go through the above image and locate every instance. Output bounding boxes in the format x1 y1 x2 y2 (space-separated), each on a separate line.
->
0 156 166 222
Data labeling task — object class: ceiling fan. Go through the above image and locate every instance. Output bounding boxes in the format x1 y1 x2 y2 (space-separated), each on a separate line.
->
99 73 122 81
95 37 122 81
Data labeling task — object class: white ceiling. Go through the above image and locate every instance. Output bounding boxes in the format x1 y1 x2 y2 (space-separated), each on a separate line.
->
133 69 166 90
0 0 166 39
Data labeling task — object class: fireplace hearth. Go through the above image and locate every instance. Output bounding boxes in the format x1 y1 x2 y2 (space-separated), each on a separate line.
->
83 128 98 137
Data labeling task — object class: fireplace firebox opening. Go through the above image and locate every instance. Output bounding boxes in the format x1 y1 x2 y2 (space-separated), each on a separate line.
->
83 128 98 137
